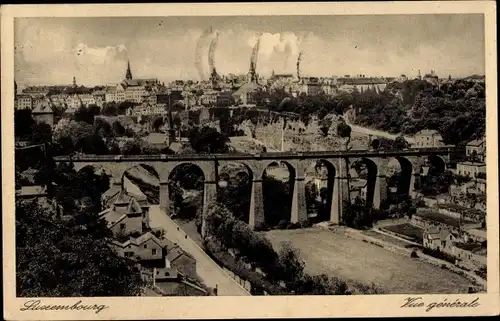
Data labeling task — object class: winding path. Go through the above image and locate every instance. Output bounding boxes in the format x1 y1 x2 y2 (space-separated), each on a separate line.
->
148 205 251 296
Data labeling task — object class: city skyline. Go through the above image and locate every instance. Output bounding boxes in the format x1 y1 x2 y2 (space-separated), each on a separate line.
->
15 14 485 86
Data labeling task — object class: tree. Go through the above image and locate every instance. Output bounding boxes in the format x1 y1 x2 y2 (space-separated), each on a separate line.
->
121 139 142 155
151 116 164 132
337 121 352 150
319 118 332 137
269 242 305 288
30 122 53 144
112 121 126 137
15 109 36 140
101 103 118 116
74 105 100 124
16 199 143 297
370 138 380 150
74 134 109 155
188 126 229 154
343 198 374 229
94 117 114 138
294 274 350 295
394 136 410 150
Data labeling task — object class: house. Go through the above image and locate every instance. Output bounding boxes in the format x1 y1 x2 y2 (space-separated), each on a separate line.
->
466 138 486 162
15 185 48 199
166 244 197 280
463 228 487 244
142 132 169 150
413 129 444 148
31 100 55 127
112 231 164 261
423 227 486 271
452 242 487 271
14 94 33 110
99 193 150 237
456 162 486 178
423 228 457 253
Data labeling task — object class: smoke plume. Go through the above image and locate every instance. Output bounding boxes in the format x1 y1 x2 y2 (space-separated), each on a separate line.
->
194 28 212 81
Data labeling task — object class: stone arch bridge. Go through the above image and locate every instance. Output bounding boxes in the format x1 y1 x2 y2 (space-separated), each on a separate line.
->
54 147 462 233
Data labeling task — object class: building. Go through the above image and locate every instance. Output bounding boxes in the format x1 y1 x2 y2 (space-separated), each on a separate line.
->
456 162 486 178
422 227 486 271
99 192 150 237
165 244 197 279
112 231 165 261
466 138 486 162
15 94 33 110
299 77 323 96
200 90 218 107
104 61 161 104
413 129 445 148
31 100 55 127
216 91 235 107
15 185 48 199
411 210 481 234
232 82 261 105
423 70 439 86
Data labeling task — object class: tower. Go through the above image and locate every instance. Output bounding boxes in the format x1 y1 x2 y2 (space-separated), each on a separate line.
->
125 60 133 80
72 76 77 88
14 80 17 95
417 69 422 80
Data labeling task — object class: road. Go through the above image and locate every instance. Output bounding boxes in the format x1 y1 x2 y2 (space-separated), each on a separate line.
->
345 120 415 144
148 205 250 296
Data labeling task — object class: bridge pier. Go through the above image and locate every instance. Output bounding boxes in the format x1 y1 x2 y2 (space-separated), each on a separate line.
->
291 176 307 224
372 174 387 209
331 175 349 224
201 180 218 238
248 178 265 229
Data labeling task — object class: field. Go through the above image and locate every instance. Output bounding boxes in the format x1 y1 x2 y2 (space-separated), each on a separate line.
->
382 223 424 243
415 211 471 227
263 228 475 294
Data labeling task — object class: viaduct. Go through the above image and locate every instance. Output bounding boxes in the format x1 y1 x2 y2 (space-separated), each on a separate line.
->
53 147 462 234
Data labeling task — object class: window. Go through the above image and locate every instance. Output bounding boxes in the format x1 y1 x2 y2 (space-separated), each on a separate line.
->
120 223 125 230
144 244 147 249
125 252 133 257
152 248 157 255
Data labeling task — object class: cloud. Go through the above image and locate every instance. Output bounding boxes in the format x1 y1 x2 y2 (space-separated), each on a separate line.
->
14 17 485 86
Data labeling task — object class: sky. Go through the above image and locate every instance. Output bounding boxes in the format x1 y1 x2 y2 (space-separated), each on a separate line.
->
14 14 485 86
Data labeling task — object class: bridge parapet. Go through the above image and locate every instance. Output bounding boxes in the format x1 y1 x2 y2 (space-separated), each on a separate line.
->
53 146 463 163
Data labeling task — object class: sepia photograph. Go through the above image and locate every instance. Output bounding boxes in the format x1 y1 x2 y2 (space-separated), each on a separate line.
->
2 1 499 320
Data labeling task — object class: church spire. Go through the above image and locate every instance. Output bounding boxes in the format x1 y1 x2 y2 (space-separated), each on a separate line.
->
72 76 77 88
125 60 133 80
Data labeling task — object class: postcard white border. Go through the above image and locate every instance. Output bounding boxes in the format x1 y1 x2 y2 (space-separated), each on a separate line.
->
2 1 499 319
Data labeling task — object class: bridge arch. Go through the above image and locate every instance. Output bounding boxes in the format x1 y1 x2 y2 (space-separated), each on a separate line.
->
304 159 337 223
217 162 254 224
426 155 446 175
385 157 413 197
350 157 378 207
262 160 296 227
167 163 206 222
121 164 160 204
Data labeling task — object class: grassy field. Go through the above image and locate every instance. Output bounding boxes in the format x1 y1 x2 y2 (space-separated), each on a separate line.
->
415 211 474 227
382 223 424 243
263 228 475 294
